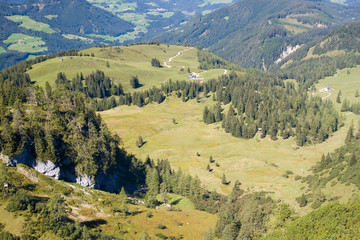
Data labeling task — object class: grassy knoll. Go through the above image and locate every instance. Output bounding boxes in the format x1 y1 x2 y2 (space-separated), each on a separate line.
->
6 15 56 34
3 33 47 53
2 165 216 239
314 65 360 112
100 90 357 213
27 44 225 92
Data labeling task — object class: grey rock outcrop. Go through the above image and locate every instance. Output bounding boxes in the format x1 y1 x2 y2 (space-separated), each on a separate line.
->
76 175 95 188
34 160 61 180
1 144 122 193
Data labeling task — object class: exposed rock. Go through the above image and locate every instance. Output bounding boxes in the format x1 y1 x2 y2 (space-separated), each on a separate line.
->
1 144 122 193
275 45 302 64
76 175 95 188
34 160 61 180
0 144 35 167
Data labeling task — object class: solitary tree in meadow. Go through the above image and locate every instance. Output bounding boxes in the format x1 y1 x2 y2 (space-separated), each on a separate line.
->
130 76 140 89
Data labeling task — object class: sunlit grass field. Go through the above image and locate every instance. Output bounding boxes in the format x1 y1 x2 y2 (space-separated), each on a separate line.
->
101 65 360 213
27 44 225 92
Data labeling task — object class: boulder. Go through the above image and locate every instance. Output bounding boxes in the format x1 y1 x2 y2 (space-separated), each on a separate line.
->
34 160 61 180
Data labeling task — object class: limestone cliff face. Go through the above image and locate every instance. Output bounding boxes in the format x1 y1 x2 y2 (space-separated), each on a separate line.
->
0 145 120 193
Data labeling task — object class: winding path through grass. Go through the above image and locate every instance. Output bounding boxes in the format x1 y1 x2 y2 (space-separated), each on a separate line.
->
163 47 194 68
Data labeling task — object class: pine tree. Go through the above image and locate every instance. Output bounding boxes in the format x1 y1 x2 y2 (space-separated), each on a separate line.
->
336 90 342 103
118 187 129 214
209 155 214 163
206 164 211 171
299 194 307 207
106 61 110 68
228 180 242 203
160 182 169 204
151 58 161 67
355 90 359 98
203 228 215 240
222 173 228 185
145 168 159 208
345 126 354 144
130 76 140 89
136 136 144 148
221 224 237 240
349 153 357 166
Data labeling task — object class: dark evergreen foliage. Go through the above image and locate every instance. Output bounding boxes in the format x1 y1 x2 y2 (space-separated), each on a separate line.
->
151 58 161 68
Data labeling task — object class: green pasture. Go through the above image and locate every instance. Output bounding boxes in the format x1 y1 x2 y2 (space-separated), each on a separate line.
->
100 91 357 213
6 15 56 34
62 34 94 43
0 47 5 54
44 15 57 20
27 44 224 92
0 204 24 236
3 34 47 53
314 65 360 112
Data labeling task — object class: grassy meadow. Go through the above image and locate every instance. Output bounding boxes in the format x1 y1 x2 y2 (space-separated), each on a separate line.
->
27 44 225 92
6 15 56 34
100 65 360 213
0 165 216 239
3 33 47 53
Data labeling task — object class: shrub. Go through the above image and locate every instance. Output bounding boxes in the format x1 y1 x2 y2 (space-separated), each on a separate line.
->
6 191 31 212
157 223 167 229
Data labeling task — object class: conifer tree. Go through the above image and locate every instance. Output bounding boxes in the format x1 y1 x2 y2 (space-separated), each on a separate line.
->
222 173 229 185
203 228 215 240
336 90 342 103
345 126 354 144
349 153 357 166
136 136 144 148
118 187 129 214
299 194 307 207
130 76 140 89
145 168 159 207
160 182 169 204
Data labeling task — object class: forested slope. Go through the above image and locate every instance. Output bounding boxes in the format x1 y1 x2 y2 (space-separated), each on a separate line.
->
153 0 360 70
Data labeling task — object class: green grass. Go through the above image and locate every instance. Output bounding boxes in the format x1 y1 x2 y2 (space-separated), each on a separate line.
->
0 47 5 54
314 65 360 112
100 93 355 213
99 65 360 213
87 0 137 13
1 163 216 239
168 194 195 209
0 203 25 236
147 11 174 18
44 15 57 20
62 34 94 43
6 15 56 34
27 44 225 92
3 33 47 53
278 17 313 34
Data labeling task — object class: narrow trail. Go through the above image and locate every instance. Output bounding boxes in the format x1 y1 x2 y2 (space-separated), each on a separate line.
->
322 92 332 100
163 47 194 68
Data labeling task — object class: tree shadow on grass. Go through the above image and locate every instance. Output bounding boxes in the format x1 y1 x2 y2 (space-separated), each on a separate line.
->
81 219 108 228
